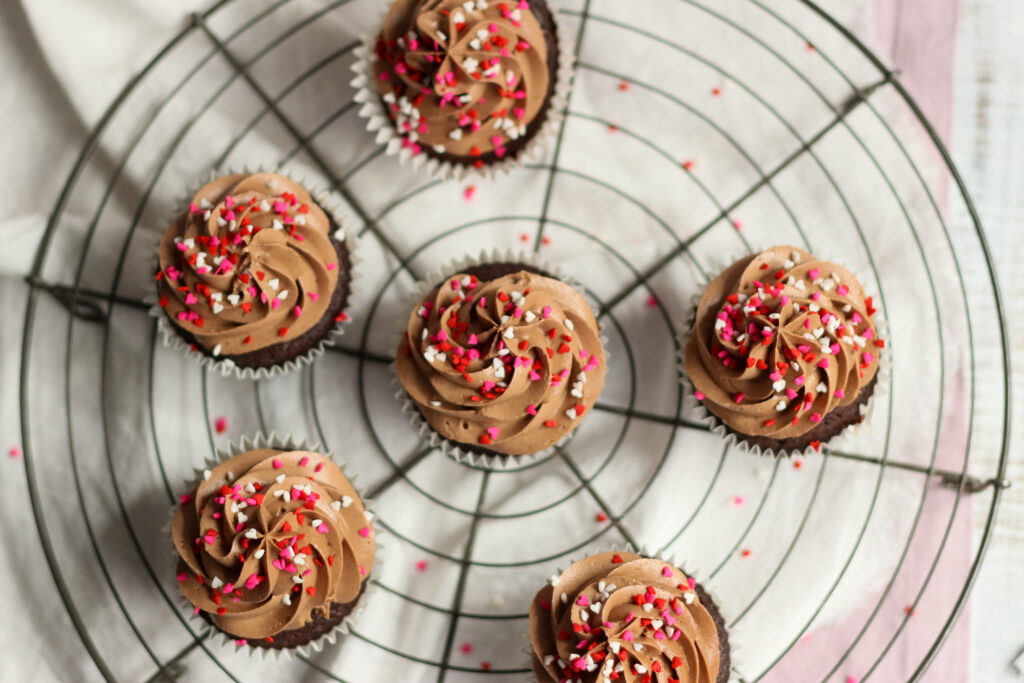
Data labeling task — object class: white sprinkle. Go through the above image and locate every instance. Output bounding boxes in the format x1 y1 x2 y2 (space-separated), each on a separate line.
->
776 400 788 412
277 290 289 301
203 469 212 481
236 512 248 524
253 548 265 560
565 407 578 420
245 528 260 539
268 278 280 291
272 219 284 230
341 495 353 508
816 382 828 393
227 294 240 306
210 576 224 590
282 593 291 606
211 344 222 357
503 327 515 339
772 379 787 392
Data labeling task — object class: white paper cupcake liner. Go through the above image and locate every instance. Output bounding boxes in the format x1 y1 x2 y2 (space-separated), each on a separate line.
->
523 543 745 683
147 167 362 381
351 0 576 181
392 248 609 470
675 248 892 459
167 432 382 660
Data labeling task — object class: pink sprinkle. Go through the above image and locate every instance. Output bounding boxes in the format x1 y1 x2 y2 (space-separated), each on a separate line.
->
326 262 337 270
309 292 319 302
461 642 473 654
837 285 850 296
818 358 830 369
359 564 367 576
299 456 309 467
415 560 428 572
846 678 859 683
214 416 227 434
272 459 284 469
464 185 476 200
835 389 846 398
8 447 20 459
179 493 193 504
222 583 234 594
622 630 635 642
694 391 705 401
646 295 658 307
294 305 302 318
234 639 247 646
245 574 261 590
542 306 552 319
358 527 370 538
184 293 197 305
662 566 673 577
176 572 187 582
733 495 745 506
734 392 745 403
732 219 744 231
314 462 324 473
526 404 538 416
810 413 822 423
486 427 500 439
529 371 541 381
687 577 696 590
576 594 590 607
468 333 479 345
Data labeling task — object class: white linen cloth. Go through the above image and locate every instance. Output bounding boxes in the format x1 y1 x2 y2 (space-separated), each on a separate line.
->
0 0 1017 681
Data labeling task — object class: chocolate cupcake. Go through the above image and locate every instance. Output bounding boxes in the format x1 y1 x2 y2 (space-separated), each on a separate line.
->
529 551 731 683
684 246 885 455
355 0 571 177
172 437 375 653
155 172 355 378
396 259 606 464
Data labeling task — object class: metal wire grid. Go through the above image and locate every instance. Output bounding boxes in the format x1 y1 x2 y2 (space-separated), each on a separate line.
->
16 0 1010 681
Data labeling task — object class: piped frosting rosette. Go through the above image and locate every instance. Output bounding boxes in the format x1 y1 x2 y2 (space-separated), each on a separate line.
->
150 170 360 380
352 0 575 179
171 434 377 658
682 246 888 456
394 249 607 468
529 550 736 683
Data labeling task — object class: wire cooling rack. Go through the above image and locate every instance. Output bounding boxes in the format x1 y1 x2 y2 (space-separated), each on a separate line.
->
18 0 1011 681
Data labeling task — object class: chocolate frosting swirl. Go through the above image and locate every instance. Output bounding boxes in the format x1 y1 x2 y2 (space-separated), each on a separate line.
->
158 173 344 358
372 0 552 159
685 246 882 441
530 552 722 683
172 448 375 642
396 270 606 455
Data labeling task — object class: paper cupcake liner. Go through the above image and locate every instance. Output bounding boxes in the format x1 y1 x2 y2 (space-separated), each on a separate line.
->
167 432 382 660
392 248 608 470
146 167 362 381
675 248 893 459
523 543 745 683
351 0 576 181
